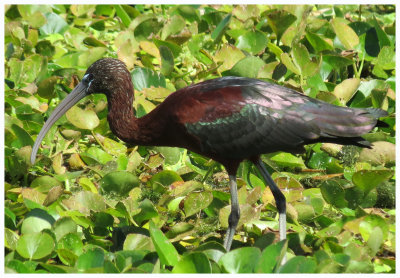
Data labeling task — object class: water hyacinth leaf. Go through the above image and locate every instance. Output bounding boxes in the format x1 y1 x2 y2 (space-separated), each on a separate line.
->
149 170 183 190
149 221 179 266
214 44 246 72
306 31 333 52
161 14 186 40
30 175 62 193
81 146 113 165
11 124 34 147
278 256 317 273
66 106 99 130
373 46 395 69
18 5 49 28
358 141 395 166
40 12 69 35
100 171 139 197
16 232 55 260
184 191 213 217
133 199 158 224
255 240 287 273
172 252 212 273
331 18 359 50
76 248 105 271
352 169 393 193
333 78 360 105
58 233 84 256
236 30 268 54
366 226 383 256
131 67 166 92
219 247 261 273
114 5 132 27
103 137 127 156
159 45 174 76
63 191 106 214
228 56 265 78
359 214 388 242
320 180 347 208
264 9 297 41
54 217 78 241
123 233 154 251
21 208 55 234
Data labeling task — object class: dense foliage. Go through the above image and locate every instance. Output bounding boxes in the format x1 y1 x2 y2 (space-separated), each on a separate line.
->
4 4 395 273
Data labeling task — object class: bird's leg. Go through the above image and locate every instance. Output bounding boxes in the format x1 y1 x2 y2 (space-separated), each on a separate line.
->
223 175 240 252
254 159 286 242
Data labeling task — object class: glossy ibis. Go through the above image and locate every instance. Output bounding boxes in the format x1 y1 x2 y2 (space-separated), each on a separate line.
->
31 58 387 251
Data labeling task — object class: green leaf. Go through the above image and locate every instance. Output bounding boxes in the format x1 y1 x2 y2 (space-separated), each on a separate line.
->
149 170 183 193
131 67 166 91
37 76 59 99
114 5 132 27
278 256 317 273
11 124 34 147
76 248 105 271
281 53 300 75
320 180 347 208
359 214 389 242
352 170 393 193
16 232 55 260
54 217 77 241
21 208 55 234
149 221 179 266
103 137 127 156
172 252 212 273
255 240 287 273
133 199 158 224
211 14 232 43
228 56 265 78
333 78 360 105
219 247 261 273
66 106 99 130
161 15 186 40
367 226 383 256
159 45 174 76
331 18 359 50
100 171 139 197
373 46 395 70
236 30 268 54
264 9 297 41
292 43 319 77
123 233 154 251
184 191 213 217
306 31 333 52
40 12 69 35
58 233 83 256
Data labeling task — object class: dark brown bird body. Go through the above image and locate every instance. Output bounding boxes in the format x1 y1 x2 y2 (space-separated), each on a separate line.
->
31 58 387 252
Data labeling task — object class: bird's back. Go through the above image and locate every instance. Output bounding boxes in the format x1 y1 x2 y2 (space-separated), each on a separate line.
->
159 77 387 160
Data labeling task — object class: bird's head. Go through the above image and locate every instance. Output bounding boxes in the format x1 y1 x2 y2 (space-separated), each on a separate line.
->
30 58 132 164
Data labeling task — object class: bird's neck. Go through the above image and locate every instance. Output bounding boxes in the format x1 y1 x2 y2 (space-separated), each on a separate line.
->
106 86 163 146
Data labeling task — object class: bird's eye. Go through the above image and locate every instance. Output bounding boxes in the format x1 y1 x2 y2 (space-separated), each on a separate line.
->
82 73 94 85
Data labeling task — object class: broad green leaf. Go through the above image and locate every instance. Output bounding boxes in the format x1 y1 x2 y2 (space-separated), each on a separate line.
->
211 14 231 43
219 247 261 273
159 45 174 76
373 46 395 69
37 76 59 99
165 222 194 239
58 233 83 256
228 56 265 78
184 191 213 217
16 232 55 260
331 18 359 50
149 221 179 266
333 78 360 105
21 208 55 234
103 137 127 156
161 15 186 40
114 5 132 27
100 171 139 197
306 31 333 52
359 214 389 242
358 141 395 166
133 199 158 224
66 106 99 130
320 180 347 208
123 233 154 251
214 44 246 72
54 217 77 241
172 252 212 273
352 169 393 193
236 30 268 54
278 256 317 273
264 9 297 41
280 53 300 75
255 240 287 273
131 67 166 91
76 248 105 271
40 12 69 35
367 226 383 256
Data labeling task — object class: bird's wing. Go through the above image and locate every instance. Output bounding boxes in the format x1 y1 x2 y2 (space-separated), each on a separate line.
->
173 77 384 159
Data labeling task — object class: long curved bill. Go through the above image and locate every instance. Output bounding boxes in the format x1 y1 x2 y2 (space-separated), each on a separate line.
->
30 82 89 164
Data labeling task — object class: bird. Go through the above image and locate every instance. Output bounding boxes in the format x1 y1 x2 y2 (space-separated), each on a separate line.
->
30 58 388 252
